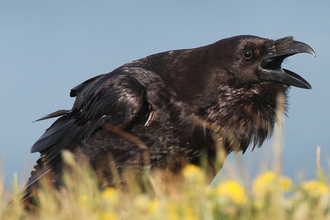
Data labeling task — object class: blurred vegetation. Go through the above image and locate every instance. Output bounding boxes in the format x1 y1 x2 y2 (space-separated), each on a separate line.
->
1 145 329 220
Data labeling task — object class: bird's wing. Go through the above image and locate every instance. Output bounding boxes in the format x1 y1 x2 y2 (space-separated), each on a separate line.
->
30 67 153 166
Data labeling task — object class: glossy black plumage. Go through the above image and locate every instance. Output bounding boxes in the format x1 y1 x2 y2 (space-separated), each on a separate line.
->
23 35 315 201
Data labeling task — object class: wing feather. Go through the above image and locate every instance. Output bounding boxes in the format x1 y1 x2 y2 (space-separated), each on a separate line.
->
31 68 153 165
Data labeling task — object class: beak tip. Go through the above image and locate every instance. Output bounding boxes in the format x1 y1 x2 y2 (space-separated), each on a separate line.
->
302 81 312 89
311 50 316 58
292 40 316 57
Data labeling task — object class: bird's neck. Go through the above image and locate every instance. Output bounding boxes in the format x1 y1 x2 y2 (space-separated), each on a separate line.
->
205 83 289 153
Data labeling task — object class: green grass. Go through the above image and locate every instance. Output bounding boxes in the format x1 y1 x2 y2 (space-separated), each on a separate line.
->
0 146 329 220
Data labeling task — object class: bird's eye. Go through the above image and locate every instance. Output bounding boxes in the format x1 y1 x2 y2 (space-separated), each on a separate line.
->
242 50 253 60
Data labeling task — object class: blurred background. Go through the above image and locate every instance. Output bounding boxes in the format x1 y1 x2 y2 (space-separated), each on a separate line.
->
1 1 329 189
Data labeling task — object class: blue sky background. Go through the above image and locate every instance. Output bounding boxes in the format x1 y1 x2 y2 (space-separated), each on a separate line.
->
1 1 329 189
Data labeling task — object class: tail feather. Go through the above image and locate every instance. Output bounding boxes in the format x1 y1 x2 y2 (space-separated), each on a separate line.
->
33 109 72 122
30 117 75 153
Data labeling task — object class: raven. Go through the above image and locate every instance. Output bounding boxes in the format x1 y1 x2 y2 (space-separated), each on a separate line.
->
23 35 315 200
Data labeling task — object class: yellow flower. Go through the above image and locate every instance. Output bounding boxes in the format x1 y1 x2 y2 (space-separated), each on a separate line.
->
253 172 276 194
252 171 292 197
278 177 292 192
102 187 116 198
182 164 205 184
99 212 117 220
216 180 248 205
147 199 159 212
182 164 200 178
301 180 329 196
78 194 89 203
102 187 118 204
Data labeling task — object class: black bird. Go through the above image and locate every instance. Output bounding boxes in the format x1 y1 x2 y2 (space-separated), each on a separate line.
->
23 35 315 200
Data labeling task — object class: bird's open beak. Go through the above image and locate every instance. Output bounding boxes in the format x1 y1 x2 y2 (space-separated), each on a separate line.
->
259 40 315 89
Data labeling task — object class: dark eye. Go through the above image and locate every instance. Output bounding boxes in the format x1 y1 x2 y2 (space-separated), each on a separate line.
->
242 50 253 60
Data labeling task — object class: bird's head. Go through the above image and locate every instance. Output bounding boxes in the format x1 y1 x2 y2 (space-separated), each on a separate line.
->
210 35 315 89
